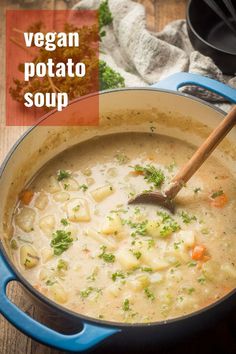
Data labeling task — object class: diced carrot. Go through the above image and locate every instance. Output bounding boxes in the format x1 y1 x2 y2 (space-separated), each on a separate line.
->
210 193 228 208
191 245 206 260
19 190 34 205
129 170 144 176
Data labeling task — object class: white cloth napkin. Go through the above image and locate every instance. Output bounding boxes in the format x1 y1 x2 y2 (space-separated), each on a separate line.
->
73 0 236 111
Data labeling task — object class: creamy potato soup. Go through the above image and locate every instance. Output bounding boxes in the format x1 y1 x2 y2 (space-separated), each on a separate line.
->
10 132 236 323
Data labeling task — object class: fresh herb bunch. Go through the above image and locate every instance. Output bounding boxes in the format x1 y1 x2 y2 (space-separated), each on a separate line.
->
99 60 125 90
99 0 113 38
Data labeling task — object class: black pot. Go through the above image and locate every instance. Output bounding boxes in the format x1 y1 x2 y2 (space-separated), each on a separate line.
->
187 0 236 75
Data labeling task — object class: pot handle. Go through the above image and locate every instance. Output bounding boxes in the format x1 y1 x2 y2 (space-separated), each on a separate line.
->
0 252 119 352
152 72 236 103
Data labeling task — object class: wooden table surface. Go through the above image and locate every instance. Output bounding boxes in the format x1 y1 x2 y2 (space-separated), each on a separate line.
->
0 1 203 353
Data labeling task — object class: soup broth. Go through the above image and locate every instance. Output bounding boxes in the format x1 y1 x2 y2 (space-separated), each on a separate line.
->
10 133 236 323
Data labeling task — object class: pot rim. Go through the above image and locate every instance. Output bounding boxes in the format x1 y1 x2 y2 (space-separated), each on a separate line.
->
187 0 236 56
1 86 234 330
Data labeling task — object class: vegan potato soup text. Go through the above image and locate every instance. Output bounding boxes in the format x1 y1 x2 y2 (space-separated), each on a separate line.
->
9 133 236 323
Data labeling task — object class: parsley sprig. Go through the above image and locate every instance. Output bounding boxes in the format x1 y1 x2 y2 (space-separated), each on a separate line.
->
99 245 115 263
50 230 73 256
133 164 165 188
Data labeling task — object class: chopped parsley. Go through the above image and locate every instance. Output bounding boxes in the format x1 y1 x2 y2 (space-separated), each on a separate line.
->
50 230 73 256
187 287 195 295
144 287 155 301
10 239 18 250
122 298 130 311
60 218 69 226
57 259 68 271
173 240 184 250
141 267 153 272
112 271 126 282
87 268 99 282
99 0 113 38
198 276 206 284
194 187 201 194
130 250 142 260
99 245 115 263
46 279 57 286
157 211 180 237
180 211 197 224
211 189 224 199
73 204 80 212
80 184 88 192
80 287 101 298
127 220 148 237
147 238 155 249
133 164 165 188
188 261 197 267
57 169 71 181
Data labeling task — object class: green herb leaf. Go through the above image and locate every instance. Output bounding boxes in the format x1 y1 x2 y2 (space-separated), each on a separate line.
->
99 245 115 263
50 230 73 256
99 0 113 39
133 164 165 188
99 60 125 90
122 298 130 311
57 259 69 271
211 189 224 199
112 271 125 281
130 249 142 260
57 170 71 181
80 184 88 192
60 218 69 226
144 287 155 301
180 211 197 224
157 211 180 237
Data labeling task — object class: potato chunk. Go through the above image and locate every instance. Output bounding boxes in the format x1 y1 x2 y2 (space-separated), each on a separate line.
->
62 178 79 191
46 176 61 193
34 193 48 210
39 215 55 236
16 207 36 233
116 249 140 270
66 198 90 222
41 248 54 263
128 275 150 291
142 250 169 271
91 185 114 202
146 220 161 238
85 229 117 250
20 245 39 268
48 283 68 304
101 214 122 235
180 230 195 248
53 192 70 203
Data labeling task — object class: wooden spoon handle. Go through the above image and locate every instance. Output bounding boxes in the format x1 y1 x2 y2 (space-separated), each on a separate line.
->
165 106 236 199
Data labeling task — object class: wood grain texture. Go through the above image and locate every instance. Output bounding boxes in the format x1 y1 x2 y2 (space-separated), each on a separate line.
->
0 1 187 353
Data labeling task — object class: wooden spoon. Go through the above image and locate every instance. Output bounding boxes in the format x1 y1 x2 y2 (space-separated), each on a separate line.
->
129 106 236 213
